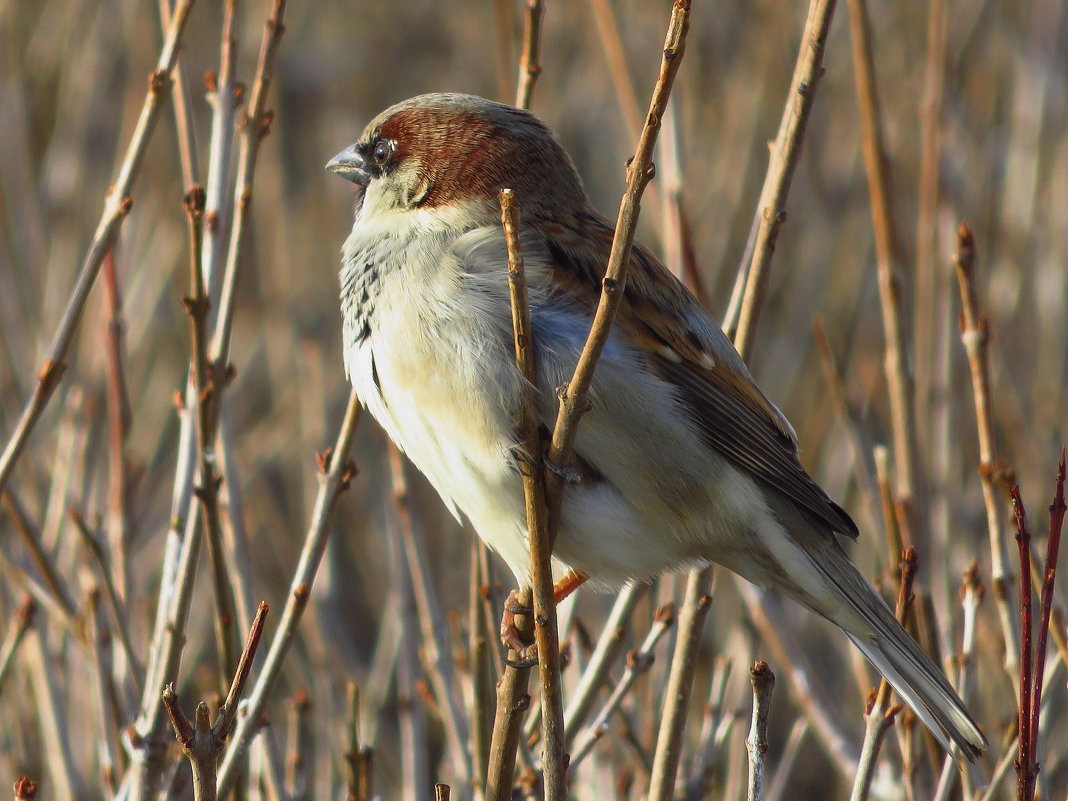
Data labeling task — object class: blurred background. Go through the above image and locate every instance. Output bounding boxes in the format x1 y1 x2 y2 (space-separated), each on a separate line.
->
0 0 1065 798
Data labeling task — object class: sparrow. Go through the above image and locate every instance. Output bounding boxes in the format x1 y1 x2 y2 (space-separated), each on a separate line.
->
327 93 986 758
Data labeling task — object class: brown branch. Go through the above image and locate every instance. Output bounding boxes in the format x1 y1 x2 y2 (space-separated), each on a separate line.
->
182 184 240 689
344 683 373 801
215 393 361 797
544 0 692 522
745 661 776 801
70 510 143 691
0 0 196 501
952 222 1021 682
101 245 134 599
500 187 568 799
1009 487 1035 800
161 602 268 801
844 0 925 549
513 0 544 111
849 547 916 801
485 628 534 801
1030 452 1065 763
388 445 473 785
728 0 838 357
569 603 676 769
647 567 713 801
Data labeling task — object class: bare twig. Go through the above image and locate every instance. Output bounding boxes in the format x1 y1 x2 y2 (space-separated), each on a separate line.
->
100 246 134 600
1010 458 1065 801
500 187 567 799
727 0 838 356
0 0 196 500
952 222 1020 682
344 683 373 801
70 510 143 692
544 0 692 518
210 0 287 371
0 597 34 696
844 0 925 549
285 689 314 801
388 444 474 786
200 0 239 312
1030 452 1064 766
569 603 675 769
85 588 123 794
215 394 361 798
161 601 268 801
849 547 917 801
1 489 79 624
513 0 543 111
932 563 984 801
485 619 534 801
745 661 776 801
435 784 452 801
182 184 240 691
563 582 646 744
646 567 713 801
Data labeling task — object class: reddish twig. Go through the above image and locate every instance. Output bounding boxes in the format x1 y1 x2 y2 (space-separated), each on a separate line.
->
1030 452 1065 760
1009 487 1035 800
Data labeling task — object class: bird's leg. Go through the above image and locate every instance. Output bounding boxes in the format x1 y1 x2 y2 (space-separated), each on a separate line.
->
500 569 588 666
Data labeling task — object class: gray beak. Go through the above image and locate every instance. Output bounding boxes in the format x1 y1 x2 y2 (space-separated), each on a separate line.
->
326 145 371 186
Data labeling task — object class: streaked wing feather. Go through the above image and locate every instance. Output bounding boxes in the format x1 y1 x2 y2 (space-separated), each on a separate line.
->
536 209 859 540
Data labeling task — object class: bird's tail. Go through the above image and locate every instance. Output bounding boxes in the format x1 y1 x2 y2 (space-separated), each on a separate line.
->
803 543 987 759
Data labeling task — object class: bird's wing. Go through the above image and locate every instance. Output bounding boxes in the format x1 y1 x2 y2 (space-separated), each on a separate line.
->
536 209 858 539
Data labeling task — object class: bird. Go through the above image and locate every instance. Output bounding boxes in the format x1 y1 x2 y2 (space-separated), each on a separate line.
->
326 92 986 758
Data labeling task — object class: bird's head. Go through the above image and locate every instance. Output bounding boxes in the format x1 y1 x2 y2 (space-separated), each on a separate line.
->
327 93 588 227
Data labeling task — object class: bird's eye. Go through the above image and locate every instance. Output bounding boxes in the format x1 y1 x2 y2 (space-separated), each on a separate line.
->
372 139 393 165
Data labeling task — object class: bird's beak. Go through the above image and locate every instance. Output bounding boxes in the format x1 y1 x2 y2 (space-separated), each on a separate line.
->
326 145 371 187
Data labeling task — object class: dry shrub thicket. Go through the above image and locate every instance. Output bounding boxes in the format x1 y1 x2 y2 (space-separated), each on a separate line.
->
0 0 1065 799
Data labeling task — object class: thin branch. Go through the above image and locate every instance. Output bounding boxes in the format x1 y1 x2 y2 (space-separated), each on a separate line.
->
843 0 926 547
569 603 675 769
284 689 314 801
485 617 534 801
215 393 361 798
1 489 79 624
544 0 692 520
100 245 134 600
745 661 776 801
200 0 240 308
182 184 240 692
952 221 1020 682
388 445 474 786
727 0 837 356
932 563 984 801
849 547 917 801
210 0 287 370
344 683 374 801
0 0 196 501
70 510 143 692
500 187 567 799
563 582 647 745
0 597 34 696
513 0 543 111
1030 452 1064 765
646 567 713 801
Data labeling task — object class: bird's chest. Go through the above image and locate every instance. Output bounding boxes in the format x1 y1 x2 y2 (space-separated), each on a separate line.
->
340 233 523 511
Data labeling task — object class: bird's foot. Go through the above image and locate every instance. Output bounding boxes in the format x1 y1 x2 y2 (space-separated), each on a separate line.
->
500 590 538 667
